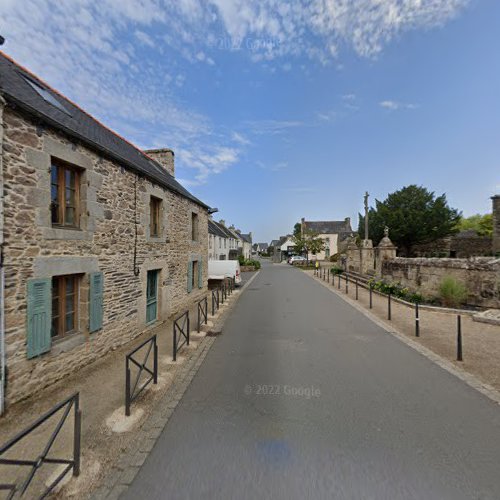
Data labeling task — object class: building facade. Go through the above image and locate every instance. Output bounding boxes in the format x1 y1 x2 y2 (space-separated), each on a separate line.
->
301 217 354 261
0 53 209 408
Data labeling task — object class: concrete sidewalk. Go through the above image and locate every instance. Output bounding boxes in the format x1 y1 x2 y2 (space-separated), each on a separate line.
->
0 279 249 499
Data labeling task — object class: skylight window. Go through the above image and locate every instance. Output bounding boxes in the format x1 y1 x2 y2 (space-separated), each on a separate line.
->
22 75 71 115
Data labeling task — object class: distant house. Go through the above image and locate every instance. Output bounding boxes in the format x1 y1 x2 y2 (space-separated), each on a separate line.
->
277 235 296 261
208 218 229 260
301 217 355 260
254 242 269 254
239 232 253 259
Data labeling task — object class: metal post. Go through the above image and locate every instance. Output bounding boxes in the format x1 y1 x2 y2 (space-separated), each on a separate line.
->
457 315 463 361
212 291 215 316
338 274 341 289
187 313 190 346
415 302 420 337
388 292 391 320
345 274 348 294
125 361 131 416
153 339 158 384
369 283 373 309
327 269 330 283
173 324 177 362
73 394 81 476
355 279 358 300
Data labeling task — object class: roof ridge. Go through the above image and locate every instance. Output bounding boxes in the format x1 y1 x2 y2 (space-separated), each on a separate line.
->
0 50 161 170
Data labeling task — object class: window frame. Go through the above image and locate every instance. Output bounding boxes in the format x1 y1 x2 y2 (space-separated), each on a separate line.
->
150 196 162 238
50 159 81 229
51 274 79 340
192 260 198 290
191 212 199 242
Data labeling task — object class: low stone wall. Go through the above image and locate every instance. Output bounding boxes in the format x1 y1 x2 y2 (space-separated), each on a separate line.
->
381 257 500 308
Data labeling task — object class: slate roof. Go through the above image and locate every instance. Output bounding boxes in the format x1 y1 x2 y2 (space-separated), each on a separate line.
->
0 51 208 209
269 240 280 247
303 219 352 234
258 243 269 250
208 219 227 238
240 233 252 244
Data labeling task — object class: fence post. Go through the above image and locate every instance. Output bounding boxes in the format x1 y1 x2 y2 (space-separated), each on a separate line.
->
327 269 330 283
369 282 373 309
125 360 131 416
153 337 158 384
173 323 177 362
187 312 190 346
355 279 358 300
457 315 463 361
338 274 341 289
345 274 348 294
73 394 81 476
388 292 392 320
415 302 420 337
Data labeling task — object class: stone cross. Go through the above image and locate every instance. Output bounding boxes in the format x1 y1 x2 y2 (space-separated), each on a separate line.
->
384 226 389 238
364 191 369 240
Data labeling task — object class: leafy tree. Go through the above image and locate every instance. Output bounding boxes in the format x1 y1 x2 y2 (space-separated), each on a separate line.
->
456 213 493 236
292 225 325 263
358 185 461 255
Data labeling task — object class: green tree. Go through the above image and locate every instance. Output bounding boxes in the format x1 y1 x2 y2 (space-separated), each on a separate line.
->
456 213 493 236
358 185 461 255
292 225 325 263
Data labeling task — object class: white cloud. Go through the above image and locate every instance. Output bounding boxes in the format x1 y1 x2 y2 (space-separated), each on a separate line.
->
231 131 251 145
245 119 304 135
380 100 419 110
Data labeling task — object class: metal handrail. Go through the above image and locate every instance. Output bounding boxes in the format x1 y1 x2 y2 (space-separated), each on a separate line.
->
211 288 219 316
0 393 81 499
197 297 208 332
173 311 190 361
125 335 158 416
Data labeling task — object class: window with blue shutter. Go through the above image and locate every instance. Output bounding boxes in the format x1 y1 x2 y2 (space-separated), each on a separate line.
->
187 261 193 293
89 272 104 333
146 270 159 323
198 257 203 289
27 278 52 358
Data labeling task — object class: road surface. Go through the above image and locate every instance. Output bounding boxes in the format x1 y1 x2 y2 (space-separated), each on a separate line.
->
124 260 500 499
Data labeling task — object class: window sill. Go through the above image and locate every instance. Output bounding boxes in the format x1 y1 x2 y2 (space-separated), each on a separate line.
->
50 332 86 356
42 227 92 241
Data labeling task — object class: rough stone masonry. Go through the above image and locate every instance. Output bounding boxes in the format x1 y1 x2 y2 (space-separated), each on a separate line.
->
1 104 209 406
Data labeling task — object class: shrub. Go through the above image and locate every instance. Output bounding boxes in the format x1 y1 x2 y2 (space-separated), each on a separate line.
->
329 253 339 263
439 276 467 307
368 278 423 304
330 266 344 275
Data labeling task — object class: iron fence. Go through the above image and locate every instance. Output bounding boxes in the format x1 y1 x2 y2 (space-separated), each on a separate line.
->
173 311 190 361
125 335 158 416
211 288 219 316
197 296 208 332
0 393 81 500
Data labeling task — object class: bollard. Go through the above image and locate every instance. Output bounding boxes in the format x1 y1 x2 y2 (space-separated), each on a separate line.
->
388 292 391 320
415 302 420 337
355 279 358 300
457 315 463 361
338 273 341 289
345 274 349 294
327 269 330 283
369 282 373 309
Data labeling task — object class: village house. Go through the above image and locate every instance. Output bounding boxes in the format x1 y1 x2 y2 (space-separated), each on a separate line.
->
0 53 210 410
301 217 355 261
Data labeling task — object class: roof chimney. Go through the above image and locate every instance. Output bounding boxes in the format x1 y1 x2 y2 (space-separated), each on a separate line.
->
144 148 175 177
219 219 226 226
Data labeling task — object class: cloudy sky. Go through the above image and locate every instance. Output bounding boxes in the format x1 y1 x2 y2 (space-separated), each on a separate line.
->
1 0 499 242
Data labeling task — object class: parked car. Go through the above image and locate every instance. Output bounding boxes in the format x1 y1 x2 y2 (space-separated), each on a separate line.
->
289 255 307 265
208 260 242 285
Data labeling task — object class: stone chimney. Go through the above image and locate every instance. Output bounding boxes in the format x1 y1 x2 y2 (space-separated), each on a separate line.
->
249 232 252 241
344 217 351 230
492 195 500 254
144 148 175 177
219 220 226 226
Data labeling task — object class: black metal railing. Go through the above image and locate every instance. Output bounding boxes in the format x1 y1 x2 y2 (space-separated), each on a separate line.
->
125 335 158 416
0 393 81 500
197 296 208 332
211 288 219 316
173 311 190 361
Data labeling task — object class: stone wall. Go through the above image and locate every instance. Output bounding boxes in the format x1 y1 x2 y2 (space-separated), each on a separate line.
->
2 107 208 405
381 257 499 308
411 233 492 258
493 195 500 255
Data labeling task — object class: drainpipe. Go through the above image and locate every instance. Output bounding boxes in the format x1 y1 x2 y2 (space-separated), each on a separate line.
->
0 94 5 415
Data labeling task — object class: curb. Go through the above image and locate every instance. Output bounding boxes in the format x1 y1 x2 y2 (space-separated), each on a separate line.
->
90 271 260 499
306 271 500 407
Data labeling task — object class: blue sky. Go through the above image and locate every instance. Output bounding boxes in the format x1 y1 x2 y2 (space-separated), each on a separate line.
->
1 0 499 243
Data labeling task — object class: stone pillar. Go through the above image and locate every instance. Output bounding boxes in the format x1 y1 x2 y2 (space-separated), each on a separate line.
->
144 148 175 177
492 195 500 255
376 230 397 275
360 239 375 275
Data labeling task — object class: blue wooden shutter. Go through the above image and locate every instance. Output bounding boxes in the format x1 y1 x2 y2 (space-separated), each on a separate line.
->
89 272 104 333
26 278 51 358
187 261 193 293
198 258 203 289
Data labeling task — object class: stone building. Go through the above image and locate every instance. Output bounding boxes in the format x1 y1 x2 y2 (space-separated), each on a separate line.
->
301 217 355 260
493 195 500 255
0 53 210 409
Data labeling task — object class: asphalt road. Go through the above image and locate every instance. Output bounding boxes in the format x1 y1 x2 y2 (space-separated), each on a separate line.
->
124 261 500 499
